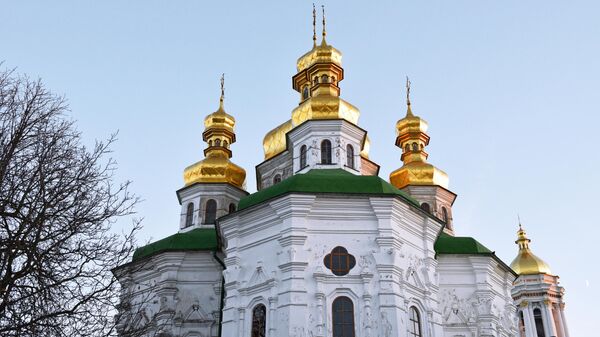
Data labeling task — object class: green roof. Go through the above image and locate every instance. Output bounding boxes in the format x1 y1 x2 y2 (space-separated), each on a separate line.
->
238 169 420 210
132 228 218 262
434 232 493 255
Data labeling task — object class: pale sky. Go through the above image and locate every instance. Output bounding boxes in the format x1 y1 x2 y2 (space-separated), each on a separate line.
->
2 1 598 335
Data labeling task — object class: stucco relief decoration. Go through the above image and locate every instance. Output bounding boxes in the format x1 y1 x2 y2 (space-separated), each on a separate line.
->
323 246 356 276
440 289 476 324
173 290 210 323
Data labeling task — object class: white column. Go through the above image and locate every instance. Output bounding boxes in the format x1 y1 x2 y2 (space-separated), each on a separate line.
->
238 308 245 337
522 307 535 337
552 304 565 337
559 305 569 337
541 303 558 337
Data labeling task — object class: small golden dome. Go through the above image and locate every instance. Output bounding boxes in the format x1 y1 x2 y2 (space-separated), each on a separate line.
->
183 151 246 188
203 101 235 134
183 75 246 189
510 225 552 275
296 41 342 72
390 90 449 190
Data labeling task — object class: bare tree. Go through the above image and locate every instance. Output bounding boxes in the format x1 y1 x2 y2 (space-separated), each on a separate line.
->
0 67 141 337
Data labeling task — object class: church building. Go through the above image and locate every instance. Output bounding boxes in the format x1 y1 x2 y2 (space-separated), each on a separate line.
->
113 8 569 337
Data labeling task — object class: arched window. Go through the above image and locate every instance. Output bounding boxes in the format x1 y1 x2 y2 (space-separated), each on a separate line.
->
215 139 221 147
332 296 354 337
185 203 194 227
208 140 213 147
408 307 422 337
331 76 336 84
518 311 526 337
321 139 332 164
442 207 449 223
228 203 236 214
321 74 329 83
346 144 354 169
533 308 546 337
273 174 282 184
314 76 319 84
302 86 309 100
323 246 356 276
405 144 410 153
421 203 431 213
204 199 217 224
223 140 228 148
300 145 307 168
251 304 266 337
412 142 419 151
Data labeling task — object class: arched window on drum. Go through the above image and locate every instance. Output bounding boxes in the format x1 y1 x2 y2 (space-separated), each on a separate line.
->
300 145 307 169
346 144 354 169
185 203 194 227
204 199 217 224
321 140 332 164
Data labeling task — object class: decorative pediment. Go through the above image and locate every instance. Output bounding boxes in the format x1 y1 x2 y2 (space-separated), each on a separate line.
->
240 262 276 295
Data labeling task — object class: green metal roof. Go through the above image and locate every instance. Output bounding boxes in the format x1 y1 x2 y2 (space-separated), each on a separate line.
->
132 228 218 262
434 232 493 255
238 169 420 211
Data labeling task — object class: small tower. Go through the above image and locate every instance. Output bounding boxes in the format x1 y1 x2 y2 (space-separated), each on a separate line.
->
510 224 569 337
389 79 456 232
178 75 247 230
257 6 379 189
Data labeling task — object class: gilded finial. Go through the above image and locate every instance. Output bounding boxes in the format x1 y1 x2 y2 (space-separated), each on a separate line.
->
321 5 327 44
312 4 317 48
406 76 413 116
219 73 225 109
515 219 530 250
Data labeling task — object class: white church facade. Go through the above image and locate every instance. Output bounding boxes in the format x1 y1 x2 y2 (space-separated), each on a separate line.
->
113 10 569 337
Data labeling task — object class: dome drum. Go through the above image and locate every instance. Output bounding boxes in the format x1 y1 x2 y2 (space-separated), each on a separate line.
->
293 63 344 93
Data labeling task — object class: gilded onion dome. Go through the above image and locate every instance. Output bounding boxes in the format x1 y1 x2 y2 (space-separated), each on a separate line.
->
183 76 246 189
389 80 449 189
510 224 552 275
261 7 369 160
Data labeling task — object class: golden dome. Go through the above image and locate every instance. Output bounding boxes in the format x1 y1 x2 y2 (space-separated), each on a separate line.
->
510 225 552 275
183 76 246 189
203 101 235 134
262 120 293 160
390 92 449 189
291 94 360 127
183 151 246 188
261 94 368 160
296 40 342 72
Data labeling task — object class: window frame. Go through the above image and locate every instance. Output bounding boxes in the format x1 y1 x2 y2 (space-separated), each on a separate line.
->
300 145 307 169
346 144 354 169
321 139 332 165
332 296 355 337
185 202 194 227
251 304 267 337
204 199 217 224
408 306 422 337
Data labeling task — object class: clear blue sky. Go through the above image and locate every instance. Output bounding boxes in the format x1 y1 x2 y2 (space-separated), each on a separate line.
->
3 1 598 334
